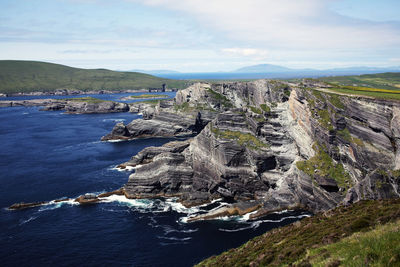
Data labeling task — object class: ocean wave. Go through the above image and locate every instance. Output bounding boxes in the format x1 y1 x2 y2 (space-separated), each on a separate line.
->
159 241 190 246
157 236 192 241
19 216 38 225
218 225 254 232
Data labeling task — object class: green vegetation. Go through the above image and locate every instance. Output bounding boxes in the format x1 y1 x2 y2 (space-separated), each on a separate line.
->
260 103 271 112
329 94 345 109
0 60 188 94
337 128 364 146
249 106 262 114
296 144 352 190
64 97 111 104
305 220 400 266
207 88 233 108
129 94 169 99
320 72 400 91
210 125 269 150
197 199 400 267
316 73 400 100
316 109 333 130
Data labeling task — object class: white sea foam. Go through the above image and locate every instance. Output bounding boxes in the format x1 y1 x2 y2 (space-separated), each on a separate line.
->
109 165 135 172
102 118 126 122
99 195 156 212
157 236 192 241
19 216 38 225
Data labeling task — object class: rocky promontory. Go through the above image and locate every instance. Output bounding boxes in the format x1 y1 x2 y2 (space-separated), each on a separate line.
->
0 97 129 114
104 80 400 220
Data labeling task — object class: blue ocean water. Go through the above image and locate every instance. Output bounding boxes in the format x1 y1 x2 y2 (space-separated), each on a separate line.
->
0 93 310 266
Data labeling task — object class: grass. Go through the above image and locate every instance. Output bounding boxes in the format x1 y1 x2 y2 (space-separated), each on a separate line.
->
249 106 262 114
210 125 269 150
129 94 169 99
304 219 400 266
296 144 352 190
196 199 400 267
316 109 333 130
207 88 233 108
320 72 400 91
337 128 364 146
260 104 271 112
0 60 188 94
64 97 111 104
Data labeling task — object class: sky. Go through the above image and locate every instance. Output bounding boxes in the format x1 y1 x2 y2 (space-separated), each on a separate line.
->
0 0 399 72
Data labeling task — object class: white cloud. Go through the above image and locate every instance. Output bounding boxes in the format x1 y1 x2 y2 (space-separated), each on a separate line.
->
130 0 400 50
221 48 268 57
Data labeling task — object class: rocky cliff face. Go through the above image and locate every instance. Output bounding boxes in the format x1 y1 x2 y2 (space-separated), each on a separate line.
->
110 80 400 219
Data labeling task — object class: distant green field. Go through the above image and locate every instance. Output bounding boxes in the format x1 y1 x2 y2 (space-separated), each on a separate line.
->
315 72 400 100
320 72 400 90
0 60 188 94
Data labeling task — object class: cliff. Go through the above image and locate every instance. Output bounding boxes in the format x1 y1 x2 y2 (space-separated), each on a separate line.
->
106 79 400 219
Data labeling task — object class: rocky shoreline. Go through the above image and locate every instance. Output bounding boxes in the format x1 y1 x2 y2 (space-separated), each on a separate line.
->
0 97 129 114
8 79 400 222
101 79 400 220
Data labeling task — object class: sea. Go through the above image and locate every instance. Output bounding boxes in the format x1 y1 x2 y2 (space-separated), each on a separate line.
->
0 92 310 266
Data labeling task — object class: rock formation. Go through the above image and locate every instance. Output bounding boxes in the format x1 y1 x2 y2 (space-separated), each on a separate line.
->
105 80 400 219
0 98 129 114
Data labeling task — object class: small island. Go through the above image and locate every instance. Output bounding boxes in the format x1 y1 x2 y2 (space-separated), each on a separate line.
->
120 94 169 101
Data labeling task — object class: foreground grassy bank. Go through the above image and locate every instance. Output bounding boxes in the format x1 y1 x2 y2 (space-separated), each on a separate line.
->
197 199 400 266
0 60 188 94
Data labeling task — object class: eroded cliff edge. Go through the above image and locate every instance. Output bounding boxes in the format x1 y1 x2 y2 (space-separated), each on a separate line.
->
105 80 400 220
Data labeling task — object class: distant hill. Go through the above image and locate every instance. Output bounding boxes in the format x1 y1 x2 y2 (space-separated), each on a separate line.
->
234 64 293 73
0 60 188 94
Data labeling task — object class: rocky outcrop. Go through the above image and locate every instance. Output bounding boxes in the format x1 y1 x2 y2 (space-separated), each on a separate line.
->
102 83 221 141
0 98 129 114
107 79 400 220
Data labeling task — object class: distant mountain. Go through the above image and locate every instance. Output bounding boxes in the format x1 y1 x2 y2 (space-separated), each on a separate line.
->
233 64 294 73
0 60 187 94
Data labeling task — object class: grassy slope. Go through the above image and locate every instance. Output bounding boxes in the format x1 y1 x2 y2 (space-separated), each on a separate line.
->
320 72 400 90
0 60 188 94
196 199 400 266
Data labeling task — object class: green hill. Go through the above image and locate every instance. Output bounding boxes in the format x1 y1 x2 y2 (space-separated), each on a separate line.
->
197 199 400 266
0 60 188 94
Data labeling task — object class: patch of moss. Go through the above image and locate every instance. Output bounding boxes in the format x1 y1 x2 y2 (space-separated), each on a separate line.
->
207 88 233 108
329 94 345 109
317 109 333 130
210 125 269 150
174 102 195 112
249 106 262 114
311 89 325 101
337 128 364 146
260 104 271 112
296 144 352 190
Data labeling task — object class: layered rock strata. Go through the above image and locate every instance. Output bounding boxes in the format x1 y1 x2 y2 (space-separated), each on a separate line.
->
107 80 400 220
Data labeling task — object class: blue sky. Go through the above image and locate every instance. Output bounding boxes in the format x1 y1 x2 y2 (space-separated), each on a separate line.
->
0 0 399 72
